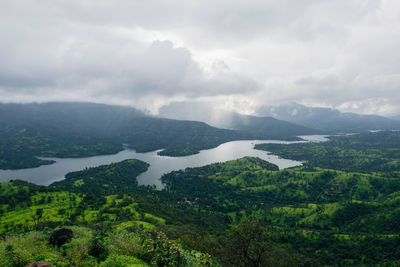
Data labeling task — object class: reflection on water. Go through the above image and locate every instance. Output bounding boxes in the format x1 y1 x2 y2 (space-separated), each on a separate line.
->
0 135 328 189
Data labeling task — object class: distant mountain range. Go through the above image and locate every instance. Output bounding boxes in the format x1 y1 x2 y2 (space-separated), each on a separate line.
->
256 103 400 133
159 101 320 138
159 101 400 135
2 101 398 170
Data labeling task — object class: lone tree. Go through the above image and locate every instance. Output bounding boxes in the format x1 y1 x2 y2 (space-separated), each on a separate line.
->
31 208 44 230
224 218 302 267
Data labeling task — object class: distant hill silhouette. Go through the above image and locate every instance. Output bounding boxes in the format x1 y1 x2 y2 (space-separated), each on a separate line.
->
257 103 400 133
159 101 320 138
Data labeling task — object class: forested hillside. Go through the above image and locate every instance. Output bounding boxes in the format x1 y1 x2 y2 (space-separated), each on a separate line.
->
0 102 245 169
255 131 400 172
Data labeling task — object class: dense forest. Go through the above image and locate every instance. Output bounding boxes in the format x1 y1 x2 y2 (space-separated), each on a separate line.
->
255 131 400 173
0 102 317 170
1 131 400 266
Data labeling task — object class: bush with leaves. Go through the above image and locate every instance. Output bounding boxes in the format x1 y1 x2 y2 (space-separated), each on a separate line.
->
89 230 110 262
144 232 215 266
99 255 149 267
221 218 303 267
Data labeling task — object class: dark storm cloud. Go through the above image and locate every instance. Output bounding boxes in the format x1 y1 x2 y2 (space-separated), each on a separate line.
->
0 0 399 115
0 1 259 109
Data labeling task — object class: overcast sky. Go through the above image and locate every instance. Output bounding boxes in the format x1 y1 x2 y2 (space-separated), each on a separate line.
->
0 0 399 115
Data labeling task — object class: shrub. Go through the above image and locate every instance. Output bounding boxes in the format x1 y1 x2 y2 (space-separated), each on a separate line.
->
89 230 109 261
0 231 50 267
30 252 69 267
105 230 147 260
100 255 149 267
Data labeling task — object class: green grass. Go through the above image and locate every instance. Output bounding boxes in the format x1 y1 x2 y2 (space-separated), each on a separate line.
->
0 192 147 235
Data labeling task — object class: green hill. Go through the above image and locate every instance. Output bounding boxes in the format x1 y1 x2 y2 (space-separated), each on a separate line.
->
255 130 400 172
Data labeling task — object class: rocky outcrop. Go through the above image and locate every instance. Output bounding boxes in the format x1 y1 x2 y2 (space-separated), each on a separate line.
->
25 261 52 267
49 228 73 246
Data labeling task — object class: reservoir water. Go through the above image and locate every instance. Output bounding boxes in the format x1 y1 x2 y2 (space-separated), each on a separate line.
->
0 135 328 189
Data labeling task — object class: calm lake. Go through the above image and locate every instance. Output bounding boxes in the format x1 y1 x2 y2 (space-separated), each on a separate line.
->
0 135 328 189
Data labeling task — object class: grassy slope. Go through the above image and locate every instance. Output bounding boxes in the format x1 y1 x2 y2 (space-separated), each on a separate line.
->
160 157 400 265
162 159 400 232
0 161 215 266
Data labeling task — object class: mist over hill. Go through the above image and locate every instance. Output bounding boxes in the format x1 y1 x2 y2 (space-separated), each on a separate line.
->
256 102 400 133
159 100 400 134
159 101 321 137
391 115 400 121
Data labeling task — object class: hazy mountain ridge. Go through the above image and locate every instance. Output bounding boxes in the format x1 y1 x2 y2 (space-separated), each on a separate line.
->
391 114 400 121
159 101 321 138
257 103 400 133
0 102 146 137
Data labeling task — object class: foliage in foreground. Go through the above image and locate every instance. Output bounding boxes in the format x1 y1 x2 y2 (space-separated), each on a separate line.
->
0 225 216 267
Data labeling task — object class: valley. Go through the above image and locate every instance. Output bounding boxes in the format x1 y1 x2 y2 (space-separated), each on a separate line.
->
0 103 318 170
1 103 400 266
0 137 326 188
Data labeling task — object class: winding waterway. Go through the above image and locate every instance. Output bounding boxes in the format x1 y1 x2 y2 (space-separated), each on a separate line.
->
0 135 328 189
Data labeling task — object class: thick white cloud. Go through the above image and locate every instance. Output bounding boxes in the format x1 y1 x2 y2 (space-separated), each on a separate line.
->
0 0 399 115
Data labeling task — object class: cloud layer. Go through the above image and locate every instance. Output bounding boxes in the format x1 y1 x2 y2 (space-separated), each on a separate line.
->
0 0 399 115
